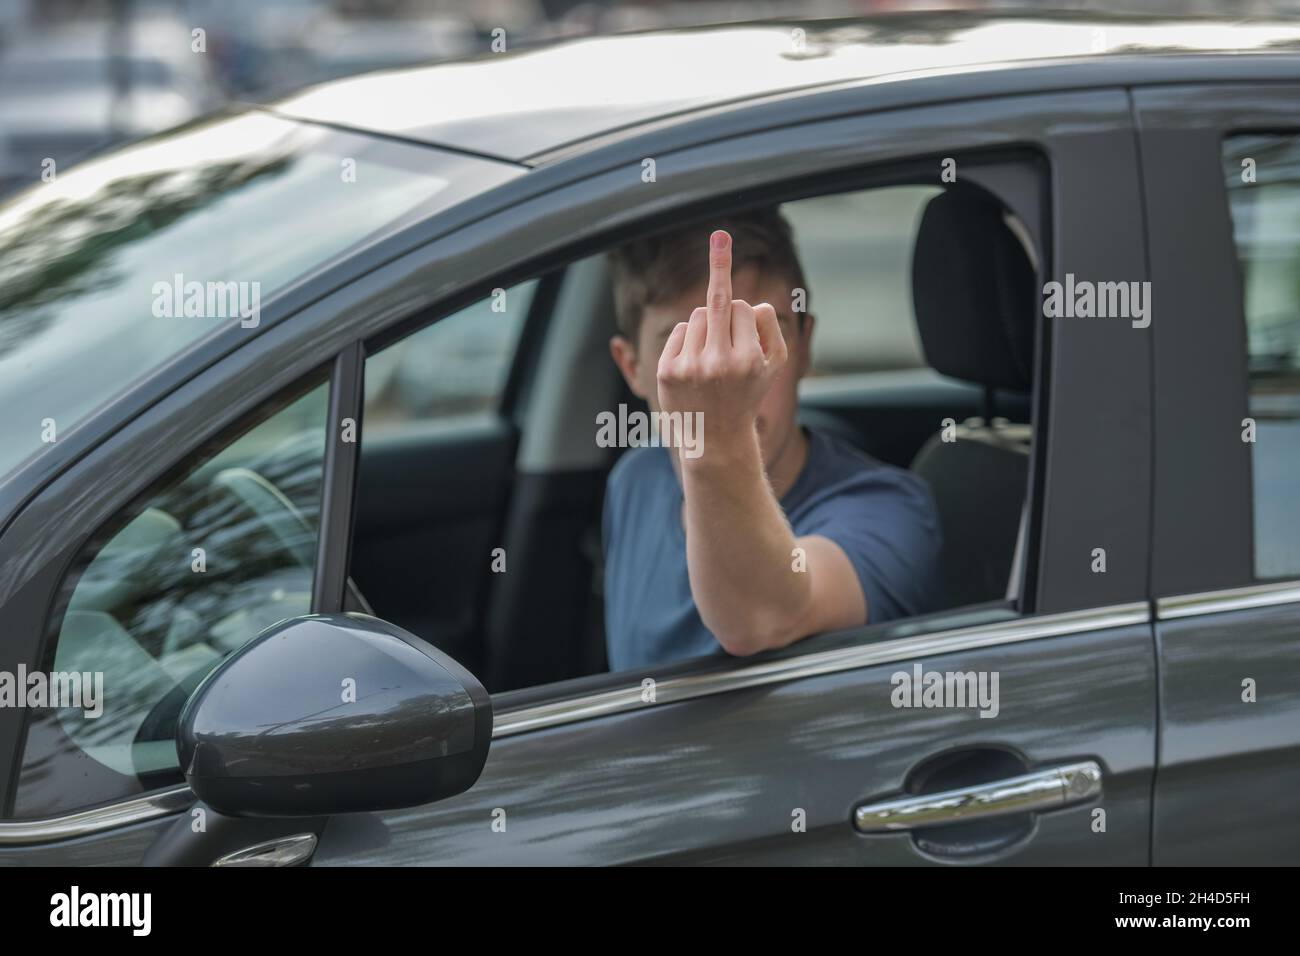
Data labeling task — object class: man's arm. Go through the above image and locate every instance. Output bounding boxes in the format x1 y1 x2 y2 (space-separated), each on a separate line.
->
657 231 867 656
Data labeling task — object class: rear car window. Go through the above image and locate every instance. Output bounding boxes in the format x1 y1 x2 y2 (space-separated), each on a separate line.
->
1222 133 1300 579
783 185 937 376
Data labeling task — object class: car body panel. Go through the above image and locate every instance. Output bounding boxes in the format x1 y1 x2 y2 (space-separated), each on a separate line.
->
1134 83 1300 865
1154 603 1300 864
313 616 1155 866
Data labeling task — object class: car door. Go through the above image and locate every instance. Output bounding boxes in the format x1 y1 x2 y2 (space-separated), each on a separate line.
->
1135 81 1300 865
307 88 1158 866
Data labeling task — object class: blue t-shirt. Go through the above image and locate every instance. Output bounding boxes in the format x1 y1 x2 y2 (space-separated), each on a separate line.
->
602 429 942 671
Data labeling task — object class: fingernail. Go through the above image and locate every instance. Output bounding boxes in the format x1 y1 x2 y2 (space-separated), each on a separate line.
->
711 231 727 250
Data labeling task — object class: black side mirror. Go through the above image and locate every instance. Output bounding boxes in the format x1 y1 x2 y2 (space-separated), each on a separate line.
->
177 613 492 817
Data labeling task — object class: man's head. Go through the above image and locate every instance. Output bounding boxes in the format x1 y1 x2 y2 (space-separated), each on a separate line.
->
608 208 815 472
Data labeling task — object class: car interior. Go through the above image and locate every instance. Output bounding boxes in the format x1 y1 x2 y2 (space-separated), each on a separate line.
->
351 178 1040 694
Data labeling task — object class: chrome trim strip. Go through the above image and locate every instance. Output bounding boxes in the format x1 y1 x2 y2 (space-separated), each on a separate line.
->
1157 580 1300 620
853 760 1102 833
0 784 192 847
492 602 1150 738
0 602 1148 847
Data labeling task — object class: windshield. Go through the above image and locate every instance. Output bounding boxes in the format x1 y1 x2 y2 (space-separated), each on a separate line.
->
0 110 521 482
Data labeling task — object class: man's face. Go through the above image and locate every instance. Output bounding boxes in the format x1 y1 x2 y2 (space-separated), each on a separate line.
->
611 264 814 473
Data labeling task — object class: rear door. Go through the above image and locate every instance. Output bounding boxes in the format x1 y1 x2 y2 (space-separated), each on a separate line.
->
312 88 1158 866
1135 82 1300 865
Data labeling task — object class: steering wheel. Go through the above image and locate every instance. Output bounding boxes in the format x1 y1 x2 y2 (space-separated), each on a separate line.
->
209 467 318 569
131 466 373 773
208 466 372 612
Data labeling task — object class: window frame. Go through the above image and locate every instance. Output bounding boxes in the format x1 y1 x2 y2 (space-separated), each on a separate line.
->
331 154 1086 713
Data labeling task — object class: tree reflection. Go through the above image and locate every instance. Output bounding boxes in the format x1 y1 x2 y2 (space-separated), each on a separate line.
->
0 153 293 358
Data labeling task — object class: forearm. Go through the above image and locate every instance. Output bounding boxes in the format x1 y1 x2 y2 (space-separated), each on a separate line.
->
680 429 812 655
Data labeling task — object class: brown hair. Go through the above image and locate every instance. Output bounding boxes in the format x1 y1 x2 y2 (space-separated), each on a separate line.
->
609 207 808 343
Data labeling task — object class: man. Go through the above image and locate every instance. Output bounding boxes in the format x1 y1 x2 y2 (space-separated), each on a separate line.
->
603 208 941 670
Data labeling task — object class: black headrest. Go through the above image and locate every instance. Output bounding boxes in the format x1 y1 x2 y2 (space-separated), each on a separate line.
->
911 188 1036 392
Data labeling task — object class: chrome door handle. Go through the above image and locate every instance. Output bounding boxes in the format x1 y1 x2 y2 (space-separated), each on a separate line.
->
853 760 1102 833
211 833 318 867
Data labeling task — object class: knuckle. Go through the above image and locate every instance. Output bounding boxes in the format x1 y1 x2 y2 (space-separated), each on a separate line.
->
699 355 726 380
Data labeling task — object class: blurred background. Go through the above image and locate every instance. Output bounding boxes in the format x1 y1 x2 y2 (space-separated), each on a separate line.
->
1 0 1298 197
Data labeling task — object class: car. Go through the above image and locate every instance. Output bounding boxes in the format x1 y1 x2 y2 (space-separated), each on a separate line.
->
0 10 1298 867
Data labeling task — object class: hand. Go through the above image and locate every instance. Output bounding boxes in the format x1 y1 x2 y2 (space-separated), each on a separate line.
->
655 230 788 462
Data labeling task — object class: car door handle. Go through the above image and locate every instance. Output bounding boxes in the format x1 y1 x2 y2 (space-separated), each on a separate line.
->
853 760 1102 833
211 833 318 867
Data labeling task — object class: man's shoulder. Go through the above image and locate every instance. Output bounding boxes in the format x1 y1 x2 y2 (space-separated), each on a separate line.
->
606 445 675 501
797 429 937 515
609 444 663 481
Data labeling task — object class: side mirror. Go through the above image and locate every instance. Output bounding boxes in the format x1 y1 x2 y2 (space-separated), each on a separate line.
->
177 613 492 817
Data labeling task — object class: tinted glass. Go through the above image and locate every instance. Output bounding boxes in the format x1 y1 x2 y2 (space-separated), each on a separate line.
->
1223 134 1300 579
13 378 327 817
0 110 520 481
364 280 536 431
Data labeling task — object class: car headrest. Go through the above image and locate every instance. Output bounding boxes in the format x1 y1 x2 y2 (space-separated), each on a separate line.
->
911 188 1036 392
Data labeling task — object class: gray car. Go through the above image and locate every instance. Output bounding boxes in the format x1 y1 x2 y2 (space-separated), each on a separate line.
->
0 11 1298 866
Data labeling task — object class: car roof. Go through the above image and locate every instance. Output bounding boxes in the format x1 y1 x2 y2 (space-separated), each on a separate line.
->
268 11 1300 164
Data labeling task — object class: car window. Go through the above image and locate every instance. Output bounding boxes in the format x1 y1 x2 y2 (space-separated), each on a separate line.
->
12 377 328 818
1222 134 1300 579
351 283 536 679
364 280 537 431
0 111 521 483
348 172 1040 695
782 185 938 376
